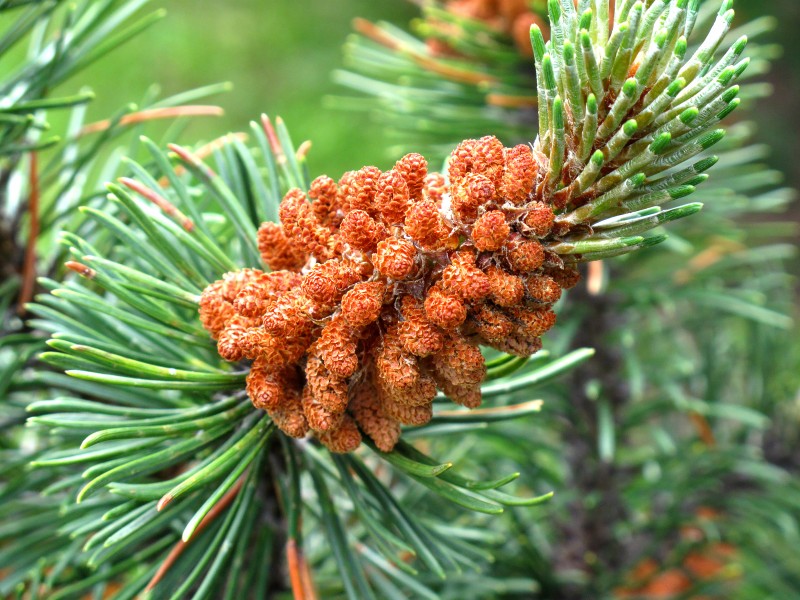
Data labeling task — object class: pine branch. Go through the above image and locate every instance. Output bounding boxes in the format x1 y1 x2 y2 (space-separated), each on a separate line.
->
5 115 577 596
1 1 798 598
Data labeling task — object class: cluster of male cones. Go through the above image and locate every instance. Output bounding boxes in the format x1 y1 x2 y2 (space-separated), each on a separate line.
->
199 138 578 453
200 0 745 452
424 0 549 57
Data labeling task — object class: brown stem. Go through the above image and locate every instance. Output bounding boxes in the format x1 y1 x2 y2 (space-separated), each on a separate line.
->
119 177 195 231
689 412 716 447
78 105 224 136
144 476 245 592
286 539 305 600
286 539 317 600
555 273 632 598
298 550 318 600
17 152 39 314
156 132 248 188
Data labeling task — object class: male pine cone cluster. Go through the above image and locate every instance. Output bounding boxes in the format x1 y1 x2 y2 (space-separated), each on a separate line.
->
199 135 579 453
429 0 548 57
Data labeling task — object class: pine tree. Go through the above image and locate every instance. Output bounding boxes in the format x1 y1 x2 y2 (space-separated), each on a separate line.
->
1 1 798 599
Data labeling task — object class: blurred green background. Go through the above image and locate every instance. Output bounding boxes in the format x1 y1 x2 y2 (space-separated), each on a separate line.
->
73 0 799 190
76 0 416 176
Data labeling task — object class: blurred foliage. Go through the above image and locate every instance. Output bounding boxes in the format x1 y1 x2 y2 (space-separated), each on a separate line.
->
735 0 800 193
52 0 800 190
67 0 417 175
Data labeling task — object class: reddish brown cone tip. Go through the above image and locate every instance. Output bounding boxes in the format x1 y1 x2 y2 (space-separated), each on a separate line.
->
199 138 578 452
